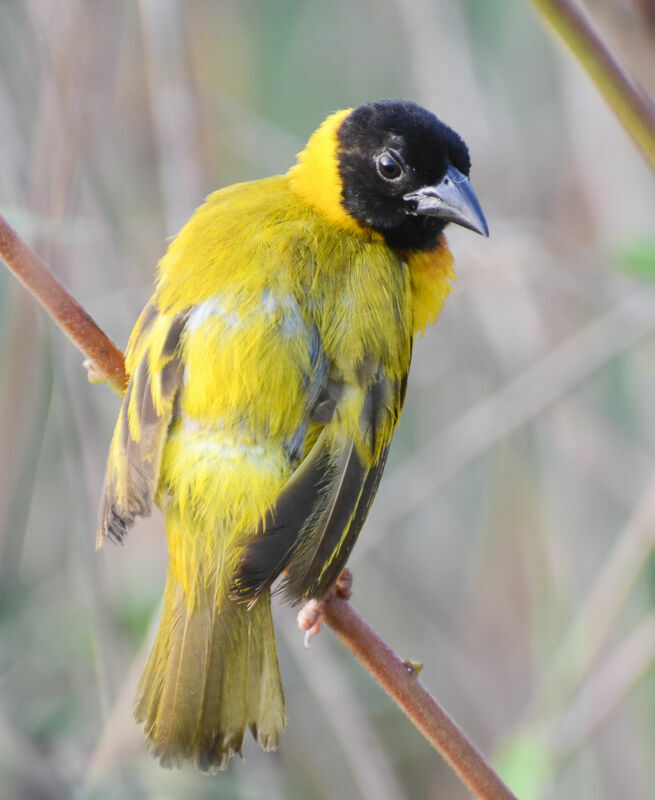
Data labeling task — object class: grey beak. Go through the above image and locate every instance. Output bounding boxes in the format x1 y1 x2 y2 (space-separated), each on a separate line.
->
403 165 489 237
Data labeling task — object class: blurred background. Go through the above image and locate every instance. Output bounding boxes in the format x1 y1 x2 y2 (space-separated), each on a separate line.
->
1 1 655 798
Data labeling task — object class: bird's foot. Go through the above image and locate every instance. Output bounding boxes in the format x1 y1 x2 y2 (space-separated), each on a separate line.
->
84 358 104 384
297 568 353 648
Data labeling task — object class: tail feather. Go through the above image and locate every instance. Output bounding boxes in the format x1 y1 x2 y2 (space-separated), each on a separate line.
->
246 600 287 750
134 571 286 772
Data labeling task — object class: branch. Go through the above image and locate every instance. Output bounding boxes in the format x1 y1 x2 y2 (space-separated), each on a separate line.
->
1 217 514 798
323 592 518 800
529 0 655 171
0 213 128 394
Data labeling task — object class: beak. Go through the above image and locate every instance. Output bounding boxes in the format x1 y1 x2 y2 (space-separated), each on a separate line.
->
403 165 489 237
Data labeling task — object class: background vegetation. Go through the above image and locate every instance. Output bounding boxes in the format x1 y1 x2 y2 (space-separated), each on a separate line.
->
1 1 655 798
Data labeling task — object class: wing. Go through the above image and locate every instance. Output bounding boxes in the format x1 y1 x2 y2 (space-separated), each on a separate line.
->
230 367 408 604
97 304 187 545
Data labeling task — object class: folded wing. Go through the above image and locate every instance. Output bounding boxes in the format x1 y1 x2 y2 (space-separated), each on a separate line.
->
97 305 187 545
230 368 406 603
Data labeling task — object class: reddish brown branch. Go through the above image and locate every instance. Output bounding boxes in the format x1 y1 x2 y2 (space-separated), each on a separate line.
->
0 213 128 394
323 594 518 800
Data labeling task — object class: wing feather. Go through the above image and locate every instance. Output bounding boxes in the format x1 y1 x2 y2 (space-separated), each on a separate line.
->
230 369 404 603
97 307 186 545
229 430 332 604
298 443 389 597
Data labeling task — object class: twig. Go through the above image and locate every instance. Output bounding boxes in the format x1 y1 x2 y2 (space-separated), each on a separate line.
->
323 593 518 800
0 213 127 394
528 0 655 171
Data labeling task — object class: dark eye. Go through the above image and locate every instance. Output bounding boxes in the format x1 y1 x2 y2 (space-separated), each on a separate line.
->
376 151 403 181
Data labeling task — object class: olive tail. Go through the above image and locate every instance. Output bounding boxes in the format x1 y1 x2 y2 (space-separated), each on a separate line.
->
133 570 286 772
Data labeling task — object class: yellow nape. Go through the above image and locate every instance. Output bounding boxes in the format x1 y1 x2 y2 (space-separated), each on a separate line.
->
288 108 367 237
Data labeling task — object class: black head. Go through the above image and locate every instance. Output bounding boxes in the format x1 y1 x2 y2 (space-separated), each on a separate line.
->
336 100 487 251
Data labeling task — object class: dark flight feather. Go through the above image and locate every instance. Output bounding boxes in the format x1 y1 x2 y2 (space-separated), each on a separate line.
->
97 309 186 545
229 430 332 604
299 443 390 597
230 371 402 603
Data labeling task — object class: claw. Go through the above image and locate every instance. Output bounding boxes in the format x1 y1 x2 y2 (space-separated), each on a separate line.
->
85 358 105 384
297 569 354 647
334 568 353 600
298 600 325 648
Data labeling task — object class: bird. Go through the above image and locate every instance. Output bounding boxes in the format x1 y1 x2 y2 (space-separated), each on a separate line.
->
97 99 488 773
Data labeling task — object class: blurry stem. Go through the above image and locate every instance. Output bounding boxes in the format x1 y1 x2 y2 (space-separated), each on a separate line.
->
139 0 204 233
0 706 70 800
281 614 407 800
323 594 518 800
528 0 655 171
0 317 53 597
0 213 127 394
364 287 655 559
2 216 514 800
553 611 655 757
526 473 655 727
84 616 157 787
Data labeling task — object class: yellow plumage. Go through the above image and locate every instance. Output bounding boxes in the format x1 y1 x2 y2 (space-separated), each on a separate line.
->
98 100 482 772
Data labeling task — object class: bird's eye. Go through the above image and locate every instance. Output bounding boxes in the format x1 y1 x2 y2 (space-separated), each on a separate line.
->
376 151 403 181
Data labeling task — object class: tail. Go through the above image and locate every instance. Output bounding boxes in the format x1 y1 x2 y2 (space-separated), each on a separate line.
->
134 569 286 772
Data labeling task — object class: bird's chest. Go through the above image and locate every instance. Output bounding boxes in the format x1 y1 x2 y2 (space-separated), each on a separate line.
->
308 249 413 383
